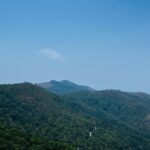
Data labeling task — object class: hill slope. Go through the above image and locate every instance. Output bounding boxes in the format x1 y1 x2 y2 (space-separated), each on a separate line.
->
0 83 150 149
62 90 150 134
0 123 75 150
38 80 94 94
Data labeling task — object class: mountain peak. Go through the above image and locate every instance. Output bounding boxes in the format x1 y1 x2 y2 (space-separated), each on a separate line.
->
61 80 75 84
38 80 95 94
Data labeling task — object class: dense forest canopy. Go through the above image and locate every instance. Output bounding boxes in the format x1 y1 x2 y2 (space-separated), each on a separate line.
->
0 83 150 150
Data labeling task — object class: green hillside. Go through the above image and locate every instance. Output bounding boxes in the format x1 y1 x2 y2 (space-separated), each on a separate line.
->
0 83 150 149
62 90 150 134
38 80 94 94
0 123 75 150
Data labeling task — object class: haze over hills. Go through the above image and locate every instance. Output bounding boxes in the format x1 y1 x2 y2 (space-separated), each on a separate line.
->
1 0 150 149
0 82 150 149
38 80 95 94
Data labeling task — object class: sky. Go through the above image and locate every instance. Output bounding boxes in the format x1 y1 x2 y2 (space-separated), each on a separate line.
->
0 0 150 92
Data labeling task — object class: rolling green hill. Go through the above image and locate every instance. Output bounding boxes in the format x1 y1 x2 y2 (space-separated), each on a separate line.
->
38 80 94 94
62 90 150 134
0 83 150 149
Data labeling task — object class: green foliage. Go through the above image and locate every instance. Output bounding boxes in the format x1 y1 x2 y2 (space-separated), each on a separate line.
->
0 123 74 150
38 80 94 94
0 83 150 149
63 90 150 133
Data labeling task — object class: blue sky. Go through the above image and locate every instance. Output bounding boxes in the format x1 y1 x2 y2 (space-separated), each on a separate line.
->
0 0 150 92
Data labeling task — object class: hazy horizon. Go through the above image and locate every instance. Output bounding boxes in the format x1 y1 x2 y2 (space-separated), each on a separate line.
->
0 0 150 92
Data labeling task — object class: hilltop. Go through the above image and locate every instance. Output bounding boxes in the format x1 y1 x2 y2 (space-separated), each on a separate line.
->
0 82 150 149
38 80 95 94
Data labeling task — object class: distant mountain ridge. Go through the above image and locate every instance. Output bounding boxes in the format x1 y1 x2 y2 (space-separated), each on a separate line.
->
0 83 150 149
38 80 95 94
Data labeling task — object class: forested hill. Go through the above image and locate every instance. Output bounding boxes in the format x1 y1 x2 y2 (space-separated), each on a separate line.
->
38 80 95 94
62 90 150 134
0 123 75 150
0 83 150 150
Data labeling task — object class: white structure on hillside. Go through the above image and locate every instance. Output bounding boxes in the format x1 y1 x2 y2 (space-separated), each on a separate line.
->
89 132 92 137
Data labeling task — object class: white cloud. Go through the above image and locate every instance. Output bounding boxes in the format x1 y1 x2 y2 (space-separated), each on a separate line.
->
36 49 64 61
